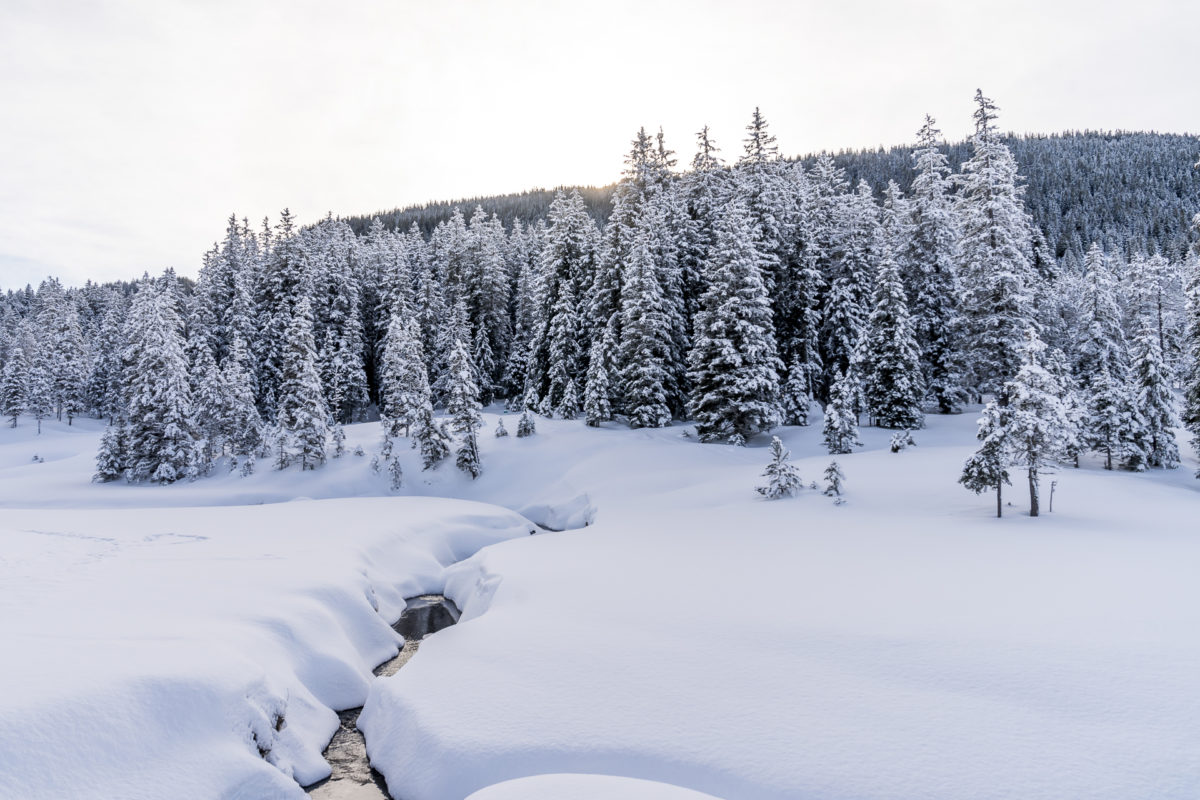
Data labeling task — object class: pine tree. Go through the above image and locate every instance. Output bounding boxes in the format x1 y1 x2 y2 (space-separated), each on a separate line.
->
0 341 28 427
620 228 673 428
756 436 802 499
583 329 614 427
380 315 432 439
388 456 403 491
821 181 878 387
223 336 263 476
1076 243 1129 382
687 200 782 442
1084 364 1137 470
495 417 509 437
276 296 329 470
1128 313 1181 470
822 369 862 455
822 461 845 497
517 406 537 437
906 115 967 413
960 397 1012 517
1183 239 1200 477
190 344 227 474
414 407 451 469
863 238 925 429
780 354 812 427
93 421 127 482
1004 329 1072 516
446 338 483 479
559 378 581 420
122 279 197 483
956 91 1036 396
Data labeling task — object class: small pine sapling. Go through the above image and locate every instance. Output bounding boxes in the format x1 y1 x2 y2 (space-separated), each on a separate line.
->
757 436 803 499
889 430 915 453
388 457 403 491
823 460 846 502
495 418 509 438
331 423 346 458
728 432 746 447
517 408 536 437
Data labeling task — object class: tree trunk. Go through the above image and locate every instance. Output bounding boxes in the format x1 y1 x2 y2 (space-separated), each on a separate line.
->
995 480 1002 518
1028 467 1039 517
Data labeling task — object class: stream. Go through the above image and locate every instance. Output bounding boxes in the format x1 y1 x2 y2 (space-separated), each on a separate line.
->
304 594 462 800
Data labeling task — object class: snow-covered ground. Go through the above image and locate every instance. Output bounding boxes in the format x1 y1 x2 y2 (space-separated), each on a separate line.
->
2 410 1199 799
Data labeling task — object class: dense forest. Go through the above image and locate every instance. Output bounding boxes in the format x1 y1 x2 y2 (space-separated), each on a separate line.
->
0 92 1198 501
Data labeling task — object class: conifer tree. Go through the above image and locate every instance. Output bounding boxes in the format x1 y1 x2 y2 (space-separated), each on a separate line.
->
0 341 28 427
414 407 451 469
445 338 483 479
276 296 329 470
906 115 967 413
495 417 508 437
687 200 781 442
620 229 673 428
1004 329 1072 516
1183 240 1200 477
584 327 614 427
223 335 263 475
960 397 1011 517
863 240 925 429
823 461 845 497
1084 363 1137 470
122 280 197 483
757 436 802 499
1076 243 1129 382
517 405 537 438
190 344 227 473
1128 314 1181 470
93 421 127 483
380 315 432 439
955 91 1036 395
822 369 862 455
821 180 878 387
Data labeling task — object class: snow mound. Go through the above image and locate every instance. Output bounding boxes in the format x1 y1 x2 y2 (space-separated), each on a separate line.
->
466 774 726 800
519 490 596 531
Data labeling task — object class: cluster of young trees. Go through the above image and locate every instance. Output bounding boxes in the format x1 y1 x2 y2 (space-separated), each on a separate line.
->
0 91 1196 491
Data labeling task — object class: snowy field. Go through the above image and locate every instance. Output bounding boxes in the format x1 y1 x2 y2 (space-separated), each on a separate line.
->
2 410 1199 799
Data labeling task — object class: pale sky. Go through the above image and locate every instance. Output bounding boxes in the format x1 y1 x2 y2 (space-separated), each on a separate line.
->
1 0 1196 289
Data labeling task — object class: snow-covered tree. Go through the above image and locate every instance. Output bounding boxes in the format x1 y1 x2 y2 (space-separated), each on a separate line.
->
906 115 966 413
223 335 263 475
1127 314 1181 470
122 280 197 483
822 369 862 455
414 407 451 469
863 238 925 429
687 200 781 442
959 397 1012 517
495 417 508 437
823 460 845 497
380 315 431 439
275 296 329 470
0 340 28 427
93 421 127 483
517 405 537 438
620 228 673 429
956 91 1036 395
757 436 802 499
445 338 482 479
1083 364 1137 470
583 327 614 427
1004 329 1072 516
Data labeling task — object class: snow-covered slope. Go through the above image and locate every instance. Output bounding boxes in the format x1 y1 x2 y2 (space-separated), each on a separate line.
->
2 411 1198 800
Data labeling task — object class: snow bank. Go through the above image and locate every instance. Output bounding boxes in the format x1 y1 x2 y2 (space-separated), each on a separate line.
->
0 472 531 799
361 411 1200 800
466 774 726 800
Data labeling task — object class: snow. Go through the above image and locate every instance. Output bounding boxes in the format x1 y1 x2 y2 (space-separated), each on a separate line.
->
3 408 1200 799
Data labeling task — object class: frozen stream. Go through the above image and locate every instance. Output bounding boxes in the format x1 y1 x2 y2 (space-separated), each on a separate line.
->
305 595 461 800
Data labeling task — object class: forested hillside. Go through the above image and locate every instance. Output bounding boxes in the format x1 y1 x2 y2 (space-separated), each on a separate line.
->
0 92 1197 495
347 131 1200 266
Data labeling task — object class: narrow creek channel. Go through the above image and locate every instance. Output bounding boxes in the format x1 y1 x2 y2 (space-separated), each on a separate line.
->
304 594 462 800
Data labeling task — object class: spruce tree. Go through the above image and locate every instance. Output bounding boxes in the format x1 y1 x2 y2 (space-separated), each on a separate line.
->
687 200 781 442
380 315 432 439
93 421 127 483
1084 364 1137 470
122 280 197 483
517 405 537 438
445 338 483 479
414 407 451 469
757 436 802 499
822 461 846 497
620 229 673 428
276 296 329 470
1183 241 1200 477
583 331 614 427
863 240 925 429
0 341 28 427
223 335 263 475
822 369 862 455
955 91 1036 395
1004 329 1072 516
960 397 1012 517
495 417 509 437
1128 314 1181 470
906 115 967 413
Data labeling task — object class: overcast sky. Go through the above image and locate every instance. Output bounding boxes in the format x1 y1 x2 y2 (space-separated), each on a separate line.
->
1 0 1196 288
